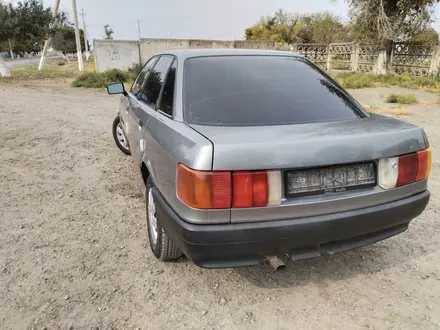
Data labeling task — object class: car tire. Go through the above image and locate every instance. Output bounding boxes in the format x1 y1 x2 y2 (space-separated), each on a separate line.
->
146 177 183 261
112 115 131 155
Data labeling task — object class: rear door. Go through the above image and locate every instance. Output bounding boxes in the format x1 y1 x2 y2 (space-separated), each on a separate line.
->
126 56 158 164
133 55 174 165
143 59 177 198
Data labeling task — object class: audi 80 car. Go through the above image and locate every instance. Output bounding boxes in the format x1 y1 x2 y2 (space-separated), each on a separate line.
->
107 49 431 269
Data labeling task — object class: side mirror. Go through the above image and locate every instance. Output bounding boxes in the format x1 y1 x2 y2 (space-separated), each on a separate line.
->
107 82 127 96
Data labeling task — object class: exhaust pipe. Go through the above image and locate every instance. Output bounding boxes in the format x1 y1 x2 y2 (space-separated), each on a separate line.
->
266 255 286 271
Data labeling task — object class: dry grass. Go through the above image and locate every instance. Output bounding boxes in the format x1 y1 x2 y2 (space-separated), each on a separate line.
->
0 58 95 83
362 104 410 116
335 72 440 93
386 94 419 104
419 99 440 105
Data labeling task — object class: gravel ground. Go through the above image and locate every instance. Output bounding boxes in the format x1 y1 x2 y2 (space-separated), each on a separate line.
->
0 83 439 330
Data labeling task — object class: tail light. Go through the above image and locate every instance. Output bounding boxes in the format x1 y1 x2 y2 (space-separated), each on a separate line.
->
378 148 431 189
176 164 231 209
177 164 281 209
232 171 268 208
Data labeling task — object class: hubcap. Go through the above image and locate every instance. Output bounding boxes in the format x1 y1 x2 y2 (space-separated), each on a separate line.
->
116 122 129 150
148 188 158 246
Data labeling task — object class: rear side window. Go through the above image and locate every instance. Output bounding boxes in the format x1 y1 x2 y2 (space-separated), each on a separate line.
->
158 61 177 116
138 56 174 108
131 57 158 96
183 56 364 126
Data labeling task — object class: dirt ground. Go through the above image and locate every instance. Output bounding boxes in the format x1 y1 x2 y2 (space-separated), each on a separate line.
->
0 83 439 330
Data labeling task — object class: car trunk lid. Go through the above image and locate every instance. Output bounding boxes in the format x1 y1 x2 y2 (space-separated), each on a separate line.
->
189 114 427 171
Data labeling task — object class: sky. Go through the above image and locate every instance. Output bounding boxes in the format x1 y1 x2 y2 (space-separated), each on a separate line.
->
9 0 440 42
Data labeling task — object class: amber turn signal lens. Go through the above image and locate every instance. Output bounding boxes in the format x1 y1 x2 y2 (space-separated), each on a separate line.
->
176 164 231 209
416 147 431 182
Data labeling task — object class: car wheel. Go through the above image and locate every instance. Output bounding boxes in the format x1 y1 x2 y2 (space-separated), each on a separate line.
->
146 177 182 261
112 115 130 155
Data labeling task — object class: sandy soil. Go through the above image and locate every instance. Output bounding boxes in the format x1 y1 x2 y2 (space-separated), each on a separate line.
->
0 83 439 330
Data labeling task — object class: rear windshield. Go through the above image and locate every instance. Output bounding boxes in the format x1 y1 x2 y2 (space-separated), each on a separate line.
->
183 56 364 126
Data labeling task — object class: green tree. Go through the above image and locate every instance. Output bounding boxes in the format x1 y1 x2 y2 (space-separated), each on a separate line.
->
0 0 52 56
245 10 346 45
408 28 439 45
0 1 12 77
308 12 346 44
345 0 440 70
50 13 89 59
52 26 88 58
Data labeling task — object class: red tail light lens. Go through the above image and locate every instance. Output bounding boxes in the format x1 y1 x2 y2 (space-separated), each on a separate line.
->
232 172 253 208
251 172 269 207
394 148 431 188
396 153 418 187
232 171 268 208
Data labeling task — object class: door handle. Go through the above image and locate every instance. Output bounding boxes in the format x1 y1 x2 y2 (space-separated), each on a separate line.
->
139 119 144 127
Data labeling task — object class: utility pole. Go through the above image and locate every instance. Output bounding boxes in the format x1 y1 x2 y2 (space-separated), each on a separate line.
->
72 0 84 71
38 0 61 71
80 9 90 61
137 20 141 40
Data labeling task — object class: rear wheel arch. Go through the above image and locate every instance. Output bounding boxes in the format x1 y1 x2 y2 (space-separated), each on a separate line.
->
141 159 155 187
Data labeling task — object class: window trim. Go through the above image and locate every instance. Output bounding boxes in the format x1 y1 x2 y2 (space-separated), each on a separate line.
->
129 55 159 96
136 55 175 110
156 56 177 119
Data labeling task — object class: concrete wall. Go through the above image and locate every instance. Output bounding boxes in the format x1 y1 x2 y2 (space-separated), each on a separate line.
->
139 38 235 63
234 40 275 49
94 39 140 72
94 38 276 71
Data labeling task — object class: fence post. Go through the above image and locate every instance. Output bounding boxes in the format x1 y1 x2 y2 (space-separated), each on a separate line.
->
373 48 387 75
326 44 332 70
429 45 440 76
351 43 359 72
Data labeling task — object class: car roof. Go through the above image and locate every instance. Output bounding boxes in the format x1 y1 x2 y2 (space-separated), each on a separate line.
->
154 48 300 60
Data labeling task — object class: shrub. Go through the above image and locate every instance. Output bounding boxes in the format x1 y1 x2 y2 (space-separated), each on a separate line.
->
105 69 130 83
386 94 419 104
71 72 106 88
128 64 142 80
334 72 440 92
71 69 129 88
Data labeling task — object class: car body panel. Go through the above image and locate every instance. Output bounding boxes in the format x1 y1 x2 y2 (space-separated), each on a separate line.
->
117 49 429 226
231 180 427 223
140 111 230 223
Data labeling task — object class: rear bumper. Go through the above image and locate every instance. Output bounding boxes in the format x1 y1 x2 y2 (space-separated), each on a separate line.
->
154 188 430 268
